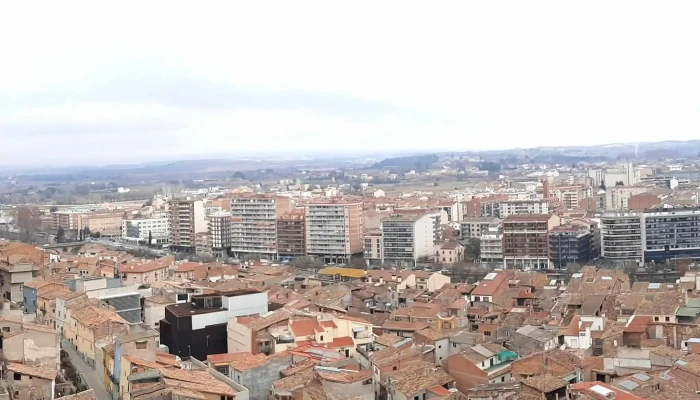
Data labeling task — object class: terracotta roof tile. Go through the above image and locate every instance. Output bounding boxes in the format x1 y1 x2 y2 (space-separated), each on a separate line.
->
7 362 57 380
230 353 269 371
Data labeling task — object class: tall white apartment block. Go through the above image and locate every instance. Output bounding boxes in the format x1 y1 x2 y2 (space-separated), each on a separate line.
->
381 214 434 267
499 199 549 218
122 216 170 244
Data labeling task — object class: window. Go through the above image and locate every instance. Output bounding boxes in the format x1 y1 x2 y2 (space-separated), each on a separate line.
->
13 373 21 381
452 343 457 348
2 327 9 333
136 341 147 350
665 317 670 322
484 331 491 336
393 366 397 371
320 335 324 341
654 317 659 322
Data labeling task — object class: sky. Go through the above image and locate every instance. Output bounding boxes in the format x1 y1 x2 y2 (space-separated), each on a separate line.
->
2 1 700 166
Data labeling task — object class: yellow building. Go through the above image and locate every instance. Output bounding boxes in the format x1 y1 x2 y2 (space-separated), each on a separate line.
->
317 267 366 281
68 303 129 368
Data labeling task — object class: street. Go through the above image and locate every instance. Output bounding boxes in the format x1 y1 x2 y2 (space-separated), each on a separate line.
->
62 341 111 399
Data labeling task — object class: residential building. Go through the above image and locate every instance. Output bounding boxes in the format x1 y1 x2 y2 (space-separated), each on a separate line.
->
363 229 383 265
53 209 84 234
438 241 464 264
368 340 425 392
643 207 700 262
604 185 648 210
394 207 443 242
600 211 643 262
549 185 591 210
465 194 508 218
305 200 363 263
66 302 130 368
381 361 455 400
2 323 60 370
276 211 306 260
231 194 292 259
438 201 464 222
502 214 560 270
480 223 503 265
227 308 292 355
382 214 434 267
0 259 38 304
226 352 293 400
508 325 559 356
143 295 177 330
469 272 509 304
414 271 451 292
549 224 595 268
268 313 374 355
55 291 88 337
120 257 173 285
208 210 232 257
121 216 170 245
446 343 518 392
194 232 211 254
460 217 500 239
78 212 124 237
168 198 207 252
6 362 56 400
499 199 548 218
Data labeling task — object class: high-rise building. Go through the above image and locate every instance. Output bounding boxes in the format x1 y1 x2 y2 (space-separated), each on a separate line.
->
502 214 560 270
499 199 549 218
230 195 292 259
480 222 503 265
276 211 306 260
643 207 700 262
548 224 595 268
381 214 434 267
600 211 643 262
122 216 170 245
305 200 363 264
169 199 207 252
604 186 648 210
209 210 232 257
363 229 383 266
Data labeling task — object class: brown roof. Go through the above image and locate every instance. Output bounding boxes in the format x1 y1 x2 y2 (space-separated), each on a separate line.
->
370 345 423 367
72 305 129 328
207 352 251 365
317 368 372 383
56 390 97 400
7 362 57 380
160 368 237 396
382 320 430 331
472 272 508 297
374 334 403 347
521 375 567 393
230 353 269 371
387 361 454 397
245 309 292 331
290 319 323 336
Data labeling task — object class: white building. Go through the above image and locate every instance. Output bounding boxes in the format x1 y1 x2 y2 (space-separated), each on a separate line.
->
480 223 503 264
381 214 434 267
499 199 548 218
604 186 648 210
460 217 500 239
122 217 170 244
600 211 643 262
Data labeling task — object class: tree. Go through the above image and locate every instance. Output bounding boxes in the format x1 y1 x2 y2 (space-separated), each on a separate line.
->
615 181 624 186
50 206 58 213
148 230 153 246
233 171 246 180
92 232 101 239
599 180 606 191
56 227 65 243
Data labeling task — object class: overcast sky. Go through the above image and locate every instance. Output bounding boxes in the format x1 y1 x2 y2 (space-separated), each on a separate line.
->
2 1 700 165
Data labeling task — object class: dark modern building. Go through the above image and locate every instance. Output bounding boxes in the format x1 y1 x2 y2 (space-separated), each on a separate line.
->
643 207 700 263
549 224 594 268
159 294 228 360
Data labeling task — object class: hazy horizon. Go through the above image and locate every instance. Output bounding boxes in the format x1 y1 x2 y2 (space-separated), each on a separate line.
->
3 1 700 165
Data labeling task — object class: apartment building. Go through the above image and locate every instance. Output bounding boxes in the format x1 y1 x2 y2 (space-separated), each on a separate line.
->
600 211 643 262
480 223 503 265
363 229 383 265
231 195 292 259
549 224 595 268
604 186 648 210
549 185 591 210
588 163 639 186
460 217 500 239
305 200 363 264
52 210 84 234
503 214 560 270
168 198 207 252
122 216 170 244
437 201 464 222
209 210 232 257
393 207 442 241
78 212 124 237
643 207 700 262
381 214 434 267
276 211 306 260
499 199 549 218
464 194 508 218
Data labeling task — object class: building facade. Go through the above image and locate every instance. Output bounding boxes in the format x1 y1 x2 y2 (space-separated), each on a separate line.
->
549 224 594 268
121 216 170 244
305 200 363 264
502 214 560 270
169 199 207 252
599 211 643 263
209 210 232 257
231 195 292 259
499 200 549 218
276 211 306 260
381 214 434 267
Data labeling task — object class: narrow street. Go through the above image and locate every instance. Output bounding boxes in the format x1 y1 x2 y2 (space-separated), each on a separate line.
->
61 341 111 399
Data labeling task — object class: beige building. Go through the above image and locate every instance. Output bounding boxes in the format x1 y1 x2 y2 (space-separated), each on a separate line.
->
604 186 649 210
66 302 130 368
2 323 60 370
438 241 464 265
6 362 56 400
363 229 383 265
231 194 292 259
305 200 363 264
168 198 207 252
121 257 173 285
78 212 124 236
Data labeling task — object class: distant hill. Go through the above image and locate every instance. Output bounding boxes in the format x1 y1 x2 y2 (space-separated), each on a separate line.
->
372 154 439 170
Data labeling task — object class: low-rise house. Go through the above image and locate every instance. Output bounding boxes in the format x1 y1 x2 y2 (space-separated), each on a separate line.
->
22 278 64 314
563 315 604 350
143 294 177 330
227 308 292 354
269 314 374 356
0 258 39 304
438 241 465 265
508 325 559 356
446 343 518 392
6 362 56 400
368 341 426 393
55 290 88 337
2 323 60 370
470 272 509 304
413 271 451 292
519 375 569 400
381 361 455 400
67 302 130 368
512 349 586 383
414 328 456 365
56 389 97 399
228 352 293 400
103 330 161 399
120 256 174 285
